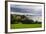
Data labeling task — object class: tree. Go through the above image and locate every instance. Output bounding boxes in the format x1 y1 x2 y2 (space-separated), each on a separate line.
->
11 14 18 24
35 21 41 24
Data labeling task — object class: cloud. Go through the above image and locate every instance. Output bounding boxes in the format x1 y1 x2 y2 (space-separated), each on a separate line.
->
10 4 42 16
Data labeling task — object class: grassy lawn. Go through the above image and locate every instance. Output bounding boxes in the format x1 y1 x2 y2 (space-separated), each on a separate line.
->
11 24 42 29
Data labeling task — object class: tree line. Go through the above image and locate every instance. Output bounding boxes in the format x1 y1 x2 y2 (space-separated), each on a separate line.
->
11 14 41 24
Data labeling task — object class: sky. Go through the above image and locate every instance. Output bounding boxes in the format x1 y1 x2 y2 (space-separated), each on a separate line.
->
10 4 42 16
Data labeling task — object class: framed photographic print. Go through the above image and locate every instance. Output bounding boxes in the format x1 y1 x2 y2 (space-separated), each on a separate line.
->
5 1 45 33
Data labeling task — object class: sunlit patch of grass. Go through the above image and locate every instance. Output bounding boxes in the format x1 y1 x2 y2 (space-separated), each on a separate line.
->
11 24 42 29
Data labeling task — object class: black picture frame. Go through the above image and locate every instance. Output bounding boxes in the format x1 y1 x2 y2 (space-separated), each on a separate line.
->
5 1 45 33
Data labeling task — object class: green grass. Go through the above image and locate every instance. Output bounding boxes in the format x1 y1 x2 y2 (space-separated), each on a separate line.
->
11 24 42 29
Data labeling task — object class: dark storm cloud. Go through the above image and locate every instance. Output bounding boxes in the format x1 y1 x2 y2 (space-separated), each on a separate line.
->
10 4 42 16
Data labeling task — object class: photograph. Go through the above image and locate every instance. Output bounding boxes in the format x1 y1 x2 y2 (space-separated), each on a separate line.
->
10 3 42 29
6 1 45 32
